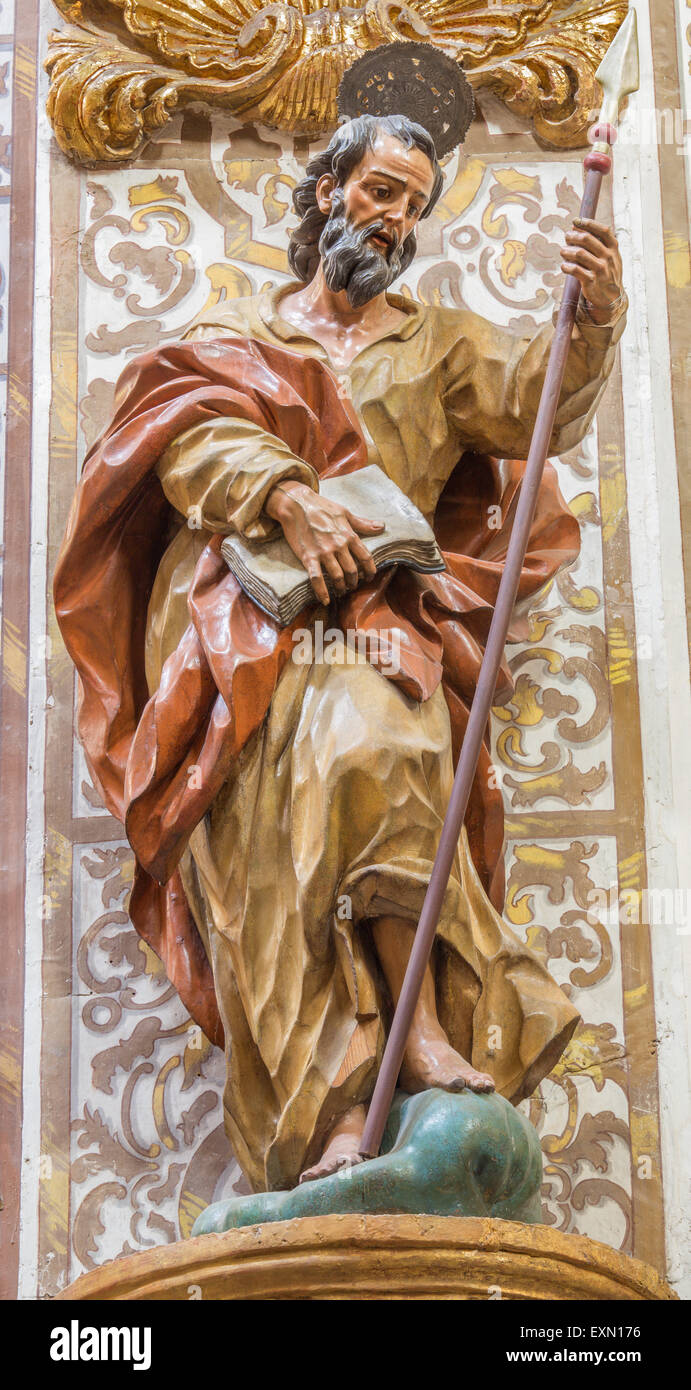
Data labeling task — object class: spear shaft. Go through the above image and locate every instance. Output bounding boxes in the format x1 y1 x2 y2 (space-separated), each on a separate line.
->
359 12 639 1160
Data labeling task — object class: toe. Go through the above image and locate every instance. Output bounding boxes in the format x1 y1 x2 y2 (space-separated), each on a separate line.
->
299 1150 363 1184
298 1165 320 1185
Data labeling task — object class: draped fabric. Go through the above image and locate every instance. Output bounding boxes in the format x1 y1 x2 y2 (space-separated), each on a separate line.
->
54 334 580 1055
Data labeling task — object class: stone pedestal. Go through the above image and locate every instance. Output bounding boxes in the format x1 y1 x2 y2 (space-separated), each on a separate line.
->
56 1215 676 1300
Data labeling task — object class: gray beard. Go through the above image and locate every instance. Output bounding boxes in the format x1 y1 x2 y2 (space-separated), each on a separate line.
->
318 192 406 308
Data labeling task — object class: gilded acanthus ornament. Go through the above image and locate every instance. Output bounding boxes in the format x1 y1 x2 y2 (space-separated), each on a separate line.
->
46 0 629 165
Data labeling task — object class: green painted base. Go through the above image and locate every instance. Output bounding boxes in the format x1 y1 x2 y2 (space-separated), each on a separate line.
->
192 1088 543 1236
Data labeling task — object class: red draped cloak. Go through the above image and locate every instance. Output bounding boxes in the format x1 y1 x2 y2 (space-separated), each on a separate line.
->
54 336 579 1049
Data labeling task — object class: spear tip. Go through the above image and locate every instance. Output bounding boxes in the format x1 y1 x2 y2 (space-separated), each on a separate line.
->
595 8 640 102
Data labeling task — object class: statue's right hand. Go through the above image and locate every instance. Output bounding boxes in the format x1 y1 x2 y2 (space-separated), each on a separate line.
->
264 480 384 605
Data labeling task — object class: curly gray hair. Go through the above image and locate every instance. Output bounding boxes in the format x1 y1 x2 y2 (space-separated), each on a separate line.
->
287 114 443 283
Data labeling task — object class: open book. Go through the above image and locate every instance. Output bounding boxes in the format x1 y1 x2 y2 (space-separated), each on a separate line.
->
221 464 446 626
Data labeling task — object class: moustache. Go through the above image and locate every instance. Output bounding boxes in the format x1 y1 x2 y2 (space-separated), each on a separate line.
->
363 224 400 256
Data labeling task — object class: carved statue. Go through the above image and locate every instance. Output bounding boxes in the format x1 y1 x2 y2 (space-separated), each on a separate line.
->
54 52 627 1212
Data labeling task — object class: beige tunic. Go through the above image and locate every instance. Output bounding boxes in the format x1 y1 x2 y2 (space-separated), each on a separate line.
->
146 283 625 1191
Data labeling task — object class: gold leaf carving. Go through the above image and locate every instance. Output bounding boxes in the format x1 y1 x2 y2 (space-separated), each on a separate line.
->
46 24 183 164
46 0 629 165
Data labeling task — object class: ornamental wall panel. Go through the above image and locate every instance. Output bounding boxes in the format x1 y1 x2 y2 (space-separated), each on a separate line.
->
1 0 689 1299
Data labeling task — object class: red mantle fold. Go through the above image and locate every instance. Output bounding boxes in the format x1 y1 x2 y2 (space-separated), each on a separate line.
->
54 336 580 1048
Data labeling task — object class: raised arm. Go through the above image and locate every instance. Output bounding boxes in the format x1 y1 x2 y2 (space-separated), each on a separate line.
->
443 218 627 458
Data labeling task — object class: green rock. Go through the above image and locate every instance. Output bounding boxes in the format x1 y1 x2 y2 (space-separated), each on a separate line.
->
192 1088 543 1236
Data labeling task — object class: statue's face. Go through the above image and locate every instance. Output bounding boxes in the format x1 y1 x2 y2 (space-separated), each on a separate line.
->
338 133 435 257
315 133 436 307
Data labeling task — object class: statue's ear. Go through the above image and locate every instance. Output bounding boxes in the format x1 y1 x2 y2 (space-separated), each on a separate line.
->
315 173 336 214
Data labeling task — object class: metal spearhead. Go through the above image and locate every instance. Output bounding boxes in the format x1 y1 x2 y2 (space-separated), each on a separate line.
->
594 9 640 136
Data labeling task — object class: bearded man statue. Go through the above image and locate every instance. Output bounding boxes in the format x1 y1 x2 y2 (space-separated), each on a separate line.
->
54 100 628 1198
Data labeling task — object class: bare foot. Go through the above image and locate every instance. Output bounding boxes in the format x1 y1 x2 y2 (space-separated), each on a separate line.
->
371 915 495 1099
299 1104 367 1184
401 1024 495 1096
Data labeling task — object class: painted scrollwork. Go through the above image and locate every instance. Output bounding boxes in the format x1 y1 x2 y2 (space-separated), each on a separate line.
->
70 842 242 1271
46 0 628 164
514 844 633 1247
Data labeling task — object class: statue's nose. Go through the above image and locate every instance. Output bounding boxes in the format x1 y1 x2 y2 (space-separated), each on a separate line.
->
383 204 405 241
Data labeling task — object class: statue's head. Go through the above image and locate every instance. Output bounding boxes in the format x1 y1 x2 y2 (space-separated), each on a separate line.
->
287 115 443 308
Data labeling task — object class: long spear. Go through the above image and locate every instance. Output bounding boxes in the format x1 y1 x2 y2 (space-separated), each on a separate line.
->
359 10 640 1160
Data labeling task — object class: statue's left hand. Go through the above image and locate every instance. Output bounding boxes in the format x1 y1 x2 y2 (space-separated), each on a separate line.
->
561 218 624 323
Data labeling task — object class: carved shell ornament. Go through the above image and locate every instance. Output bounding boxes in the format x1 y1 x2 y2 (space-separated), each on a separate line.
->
46 0 629 164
